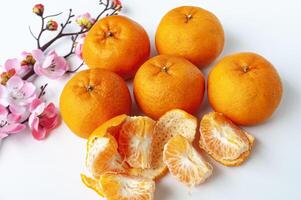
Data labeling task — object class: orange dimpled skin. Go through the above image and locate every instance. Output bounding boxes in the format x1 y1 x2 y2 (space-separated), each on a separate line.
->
83 15 150 79
155 6 224 68
60 69 131 138
134 55 205 119
208 52 283 125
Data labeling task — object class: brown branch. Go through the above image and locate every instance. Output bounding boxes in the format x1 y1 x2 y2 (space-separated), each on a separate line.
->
67 62 84 73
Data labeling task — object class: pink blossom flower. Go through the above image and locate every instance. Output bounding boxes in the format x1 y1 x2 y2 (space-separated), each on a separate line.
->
1 52 33 79
76 13 95 29
29 98 59 140
0 76 36 107
75 34 86 59
32 49 69 79
112 0 122 10
0 104 26 139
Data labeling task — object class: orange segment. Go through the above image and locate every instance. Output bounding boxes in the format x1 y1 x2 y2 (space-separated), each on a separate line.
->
81 174 104 197
128 163 168 180
163 135 212 187
119 116 156 169
199 112 255 166
86 134 127 179
151 109 197 168
100 173 155 200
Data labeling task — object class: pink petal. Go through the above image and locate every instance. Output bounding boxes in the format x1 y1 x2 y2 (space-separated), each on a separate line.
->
21 51 31 58
1 123 26 134
0 104 8 118
0 133 8 139
42 54 55 69
42 103 58 119
0 85 9 107
32 49 44 62
20 82 36 98
33 63 44 76
9 104 30 121
29 99 45 115
41 115 59 129
7 76 24 91
4 58 20 72
7 113 21 123
31 125 47 140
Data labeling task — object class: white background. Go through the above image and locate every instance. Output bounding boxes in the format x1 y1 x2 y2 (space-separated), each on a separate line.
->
0 0 301 199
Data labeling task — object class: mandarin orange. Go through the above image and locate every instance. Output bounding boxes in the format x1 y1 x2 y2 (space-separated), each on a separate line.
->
134 55 205 119
208 52 282 125
60 69 131 138
83 15 150 79
155 6 224 67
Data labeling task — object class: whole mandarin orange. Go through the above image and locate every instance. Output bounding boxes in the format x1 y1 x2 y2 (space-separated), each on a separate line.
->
208 52 282 125
60 69 132 138
133 55 205 119
155 6 224 68
83 15 150 79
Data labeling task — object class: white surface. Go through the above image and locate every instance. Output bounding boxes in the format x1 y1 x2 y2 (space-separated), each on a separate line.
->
0 0 301 199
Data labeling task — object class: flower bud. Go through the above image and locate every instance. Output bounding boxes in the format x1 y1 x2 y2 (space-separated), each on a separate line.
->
113 0 122 11
33 4 44 16
46 20 58 31
76 13 95 29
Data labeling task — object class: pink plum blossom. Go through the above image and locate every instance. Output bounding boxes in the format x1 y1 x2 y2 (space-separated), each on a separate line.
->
76 13 95 29
0 76 36 107
1 52 34 78
75 34 86 59
32 49 69 79
0 104 26 139
29 98 59 140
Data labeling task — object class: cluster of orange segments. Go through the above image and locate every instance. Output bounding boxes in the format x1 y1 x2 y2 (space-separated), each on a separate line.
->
60 5 282 200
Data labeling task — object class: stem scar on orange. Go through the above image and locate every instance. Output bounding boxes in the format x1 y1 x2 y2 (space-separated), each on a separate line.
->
60 69 131 139
83 15 151 79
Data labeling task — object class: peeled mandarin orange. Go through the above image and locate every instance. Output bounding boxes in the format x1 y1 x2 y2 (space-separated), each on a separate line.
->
151 109 198 168
60 69 131 139
134 55 205 119
100 173 155 200
199 112 255 166
83 114 168 181
208 52 283 125
118 116 156 169
155 6 224 67
83 15 150 79
86 133 127 178
163 135 213 187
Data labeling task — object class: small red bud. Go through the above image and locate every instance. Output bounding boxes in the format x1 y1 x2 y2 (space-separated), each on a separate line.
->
33 4 44 16
46 20 58 31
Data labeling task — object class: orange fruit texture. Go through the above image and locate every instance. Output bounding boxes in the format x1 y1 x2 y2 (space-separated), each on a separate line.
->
60 69 131 139
208 52 283 125
134 55 205 120
82 15 150 79
199 112 255 166
100 173 155 200
155 6 224 68
163 135 213 187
